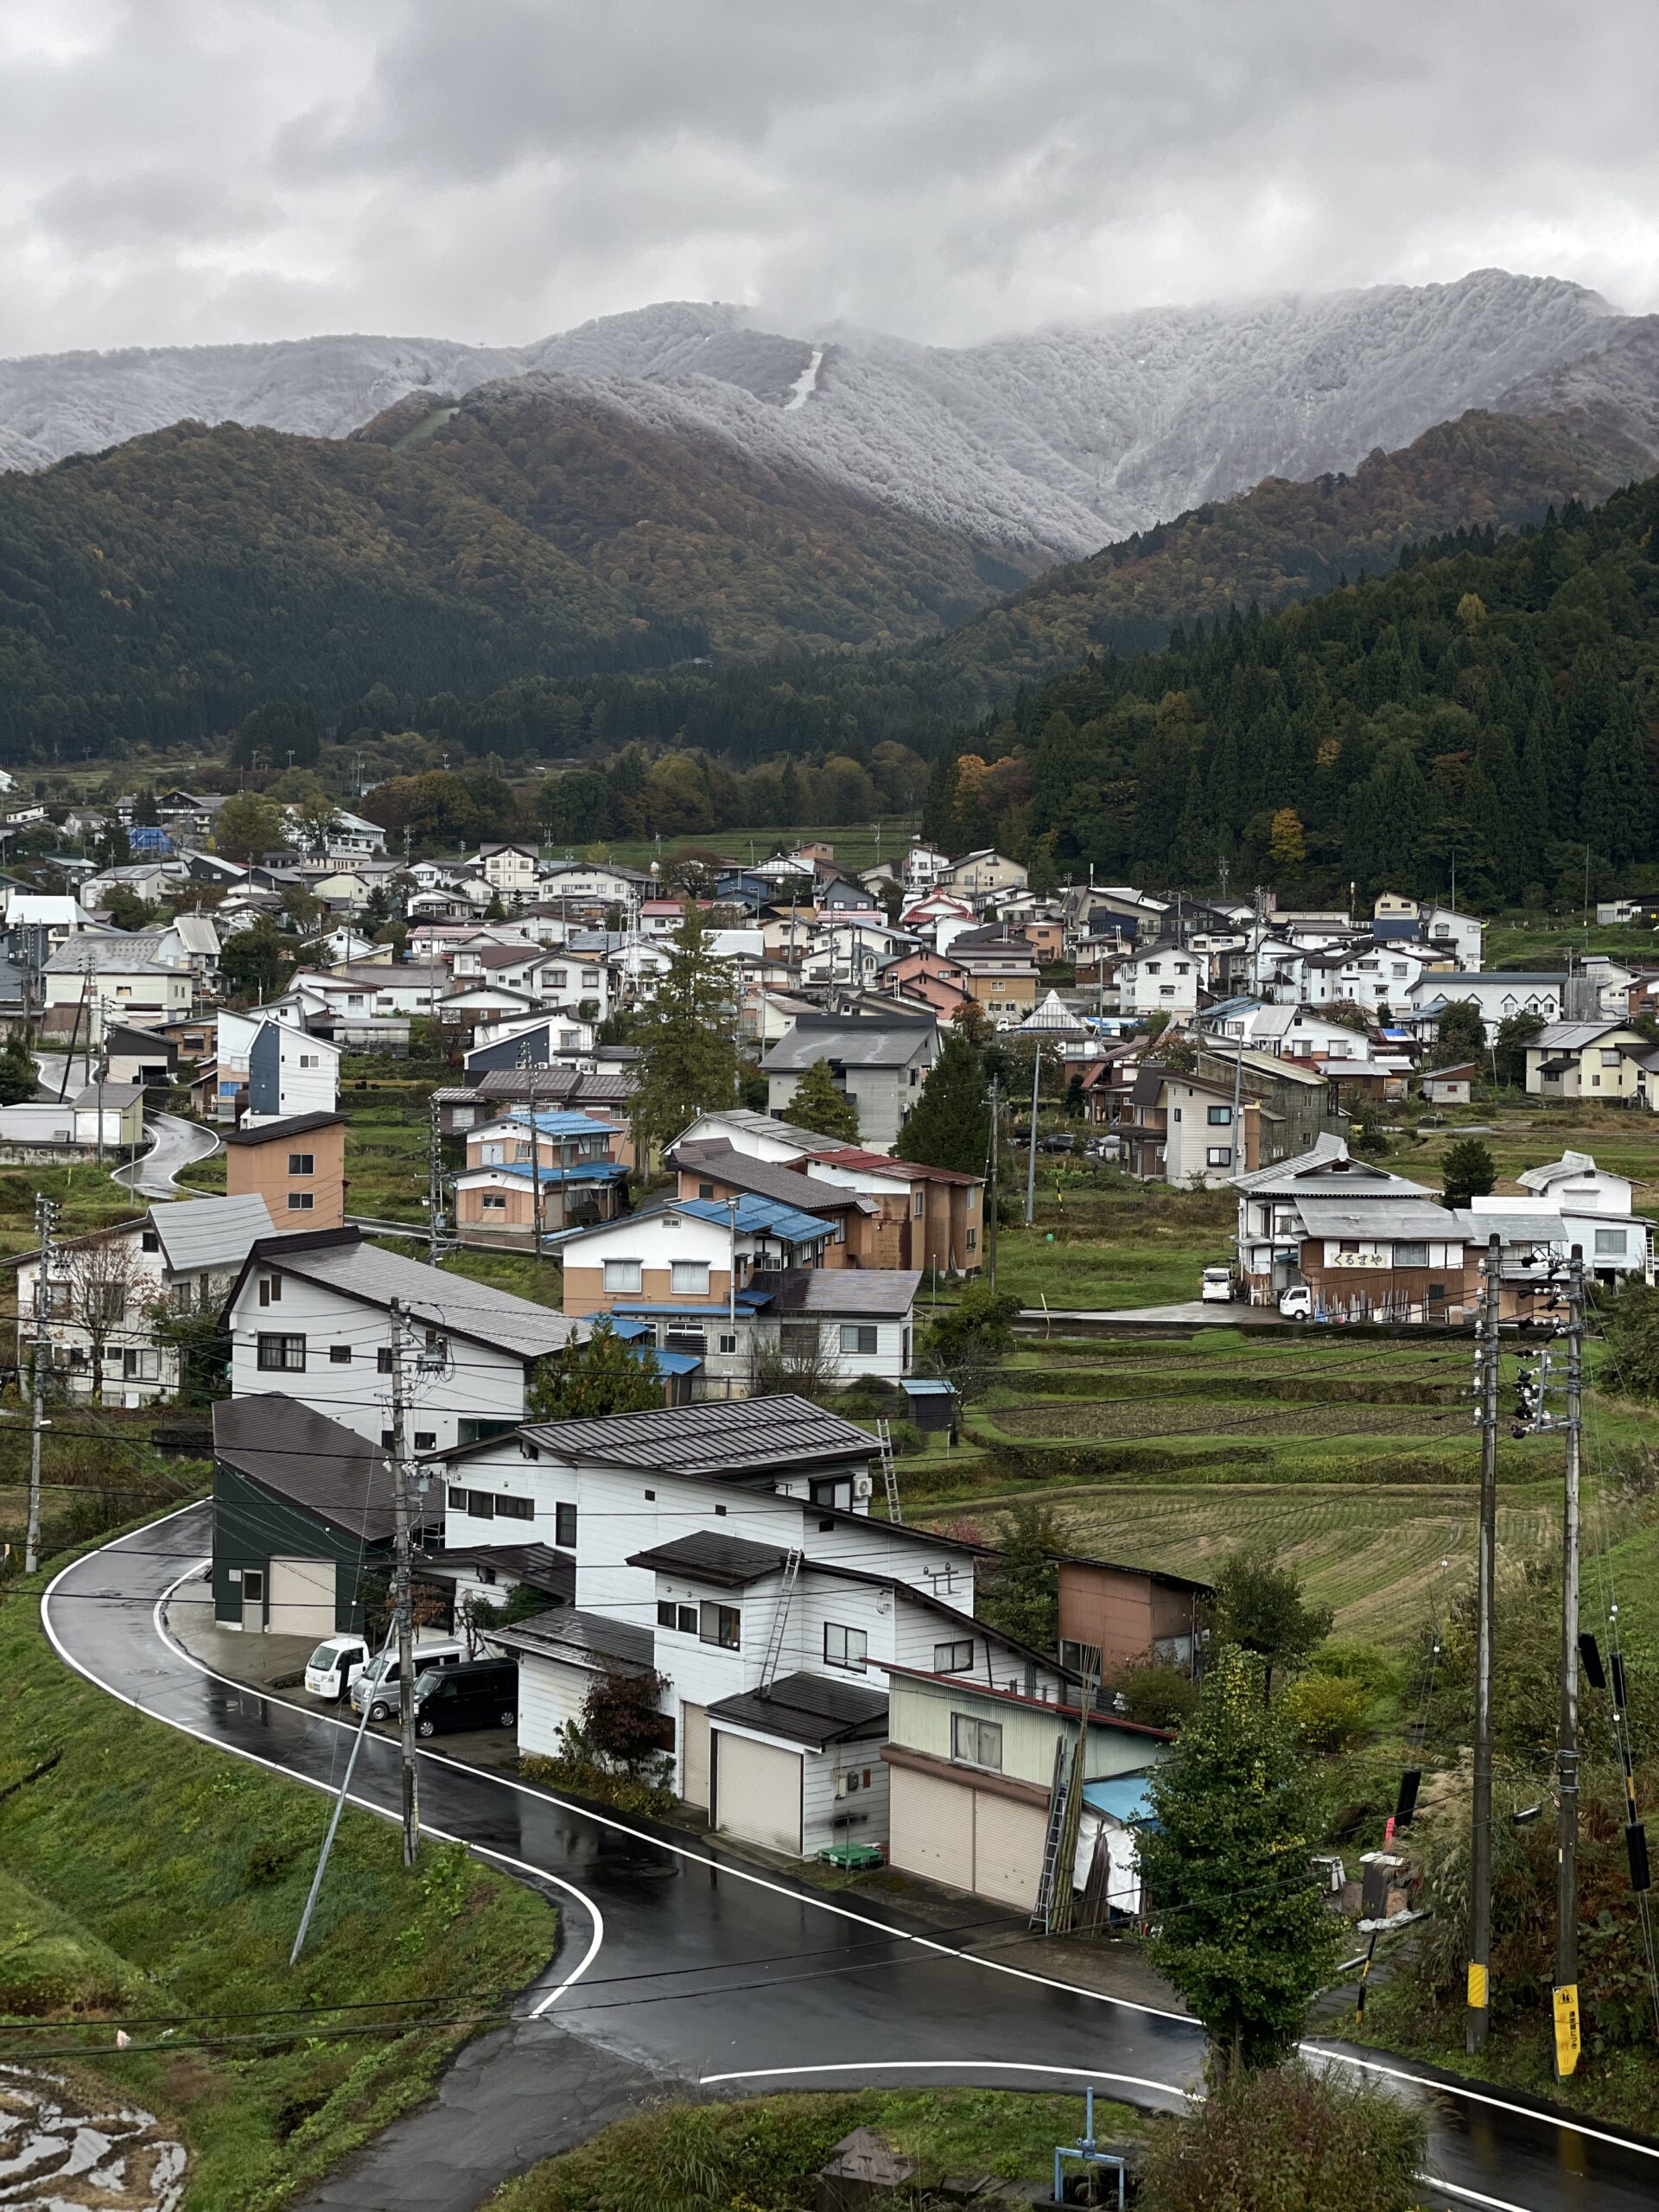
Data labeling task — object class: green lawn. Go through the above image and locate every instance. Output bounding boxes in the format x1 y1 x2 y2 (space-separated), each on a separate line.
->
591 817 917 876
0 1535 556 2212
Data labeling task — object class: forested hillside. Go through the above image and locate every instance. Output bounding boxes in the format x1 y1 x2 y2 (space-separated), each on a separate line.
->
923 480 1659 909
0 378 1002 760
935 410 1638 676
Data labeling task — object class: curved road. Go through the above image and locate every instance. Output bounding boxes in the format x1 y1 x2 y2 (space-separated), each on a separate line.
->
41 1509 1659 2212
33 1051 220 1198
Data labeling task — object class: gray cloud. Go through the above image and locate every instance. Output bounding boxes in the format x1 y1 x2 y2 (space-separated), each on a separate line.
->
3 0 1659 356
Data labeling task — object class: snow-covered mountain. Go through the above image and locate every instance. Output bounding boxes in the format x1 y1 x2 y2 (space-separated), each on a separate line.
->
0 270 1643 558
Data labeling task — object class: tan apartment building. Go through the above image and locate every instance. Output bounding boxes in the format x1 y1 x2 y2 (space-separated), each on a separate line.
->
223 1111 346 1229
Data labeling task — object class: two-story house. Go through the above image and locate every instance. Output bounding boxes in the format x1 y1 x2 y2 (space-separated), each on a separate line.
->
454 1108 630 1236
1117 944 1208 1021
761 1013 938 1154
222 1226 581 1452
467 842 542 906
1523 1020 1650 1102
444 1396 1077 1858
1233 1134 1471 1321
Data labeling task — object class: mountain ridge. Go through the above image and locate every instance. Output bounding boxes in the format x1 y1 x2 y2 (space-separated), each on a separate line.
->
2 270 1644 567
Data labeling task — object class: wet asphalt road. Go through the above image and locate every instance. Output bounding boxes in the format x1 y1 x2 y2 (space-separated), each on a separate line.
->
41 1507 1659 2212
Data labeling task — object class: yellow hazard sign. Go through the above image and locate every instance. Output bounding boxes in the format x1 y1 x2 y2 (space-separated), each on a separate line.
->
1553 1984 1581 2077
1466 1961 1488 2010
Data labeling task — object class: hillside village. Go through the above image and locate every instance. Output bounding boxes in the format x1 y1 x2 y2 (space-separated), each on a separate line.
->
0 797 1653 1937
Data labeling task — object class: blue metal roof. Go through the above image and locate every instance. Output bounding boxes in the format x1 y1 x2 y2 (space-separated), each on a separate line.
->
468 1160 627 1184
673 1192 834 1244
1082 1776 1157 1827
645 1349 703 1376
900 1378 957 1397
609 1294 771 1319
487 1109 620 1140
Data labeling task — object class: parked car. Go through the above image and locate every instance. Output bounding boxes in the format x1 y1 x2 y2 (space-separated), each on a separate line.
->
350 1640 466 1722
410 1658 519 1738
1278 1286 1314 1319
1084 1135 1123 1160
304 1635 369 1701
1200 1267 1235 1305
1038 1132 1077 1153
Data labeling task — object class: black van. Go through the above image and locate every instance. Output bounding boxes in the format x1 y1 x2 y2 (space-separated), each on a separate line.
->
410 1659 518 1738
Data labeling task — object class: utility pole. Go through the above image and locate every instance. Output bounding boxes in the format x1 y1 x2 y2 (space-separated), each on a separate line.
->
24 1194 58 1575
987 1073 1000 1291
1024 1043 1041 1228
427 1095 445 1264
1554 1245 1585 2079
1467 1230 1501 2054
386 1300 419 1867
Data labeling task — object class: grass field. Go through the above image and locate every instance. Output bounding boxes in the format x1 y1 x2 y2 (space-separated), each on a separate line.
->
592 817 918 876
0 1535 556 2212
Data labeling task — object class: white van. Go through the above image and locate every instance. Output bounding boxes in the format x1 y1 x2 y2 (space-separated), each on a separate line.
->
1200 1267 1234 1304
304 1635 370 1701
350 1641 466 1722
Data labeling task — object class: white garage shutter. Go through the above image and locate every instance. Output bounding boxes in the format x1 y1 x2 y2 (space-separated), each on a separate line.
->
889 1766 975 1892
714 1732 802 1855
681 1702 710 1810
973 1791 1047 1910
267 1557 336 1640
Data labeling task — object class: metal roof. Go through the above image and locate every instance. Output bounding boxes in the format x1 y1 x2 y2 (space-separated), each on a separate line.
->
416 1542 575 1601
457 1160 627 1185
221 1111 343 1146
488 1606 655 1674
1529 1021 1627 1050
213 1395 406 1542
770 1268 921 1317
483 1109 621 1139
672 1193 836 1244
520 1392 875 1478
148 1193 276 1274
626 1531 788 1587
761 1017 936 1071
810 1146 982 1187
241 1230 580 1357
1297 1200 1465 1238
706 1670 888 1747
72 1083 145 1109
672 1141 871 1214
1082 1776 1156 1826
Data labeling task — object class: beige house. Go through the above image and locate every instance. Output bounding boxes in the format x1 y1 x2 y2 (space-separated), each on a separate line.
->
1524 1020 1649 1102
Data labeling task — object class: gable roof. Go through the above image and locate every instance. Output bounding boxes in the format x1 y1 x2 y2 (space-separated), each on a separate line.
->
515 1393 874 1478
221 1111 344 1146
227 1226 579 1358
760 1014 937 1072
672 1141 872 1216
147 1193 276 1274
810 1146 982 1188
213 1395 404 1541
770 1268 921 1317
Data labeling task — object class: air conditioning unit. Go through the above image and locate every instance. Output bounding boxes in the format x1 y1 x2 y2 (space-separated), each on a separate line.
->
853 1472 873 1501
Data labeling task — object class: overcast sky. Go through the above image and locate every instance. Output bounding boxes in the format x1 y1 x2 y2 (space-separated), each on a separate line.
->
4 0 1658 357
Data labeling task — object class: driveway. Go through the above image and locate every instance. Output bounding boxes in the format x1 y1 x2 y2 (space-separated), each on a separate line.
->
40 1507 1659 2212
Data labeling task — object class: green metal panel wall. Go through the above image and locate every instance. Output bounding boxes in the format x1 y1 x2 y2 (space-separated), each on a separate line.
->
211 1463 389 1633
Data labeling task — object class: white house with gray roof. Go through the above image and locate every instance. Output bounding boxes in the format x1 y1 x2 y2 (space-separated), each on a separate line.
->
761 1012 938 1153
222 1225 582 1452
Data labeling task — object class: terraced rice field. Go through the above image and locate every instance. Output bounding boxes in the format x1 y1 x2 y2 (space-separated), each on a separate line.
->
969 1481 1600 1646
989 1397 1474 1444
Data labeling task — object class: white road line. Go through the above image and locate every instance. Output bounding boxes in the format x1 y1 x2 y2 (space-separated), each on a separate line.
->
701 2058 1187 2101
37 1512 1659 2195
39 1530 604 2020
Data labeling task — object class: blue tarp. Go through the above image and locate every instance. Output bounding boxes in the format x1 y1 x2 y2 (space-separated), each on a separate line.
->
1081 1776 1157 1827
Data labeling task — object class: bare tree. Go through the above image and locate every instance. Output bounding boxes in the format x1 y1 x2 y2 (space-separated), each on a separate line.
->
50 1235 156 1404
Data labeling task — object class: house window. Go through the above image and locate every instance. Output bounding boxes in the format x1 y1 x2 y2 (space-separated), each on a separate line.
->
481 1192 507 1211
467 1491 495 1519
934 1639 974 1672
840 1324 878 1355
656 1599 677 1629
697 1182 715 1200
1205 1147 1232 1167
257 1275 281 1306
719 1332 738 1353
1394 1242 1429 1268
965 1227 977 1251
603 1260 642 1294
287 1193 315 1211
141 1230 161 1253
1207 1105 1231 1125
1060 1638 1103 1678
496 1494 533 1521
555 1502 577 1548
671 1260 709 1296
824 1623 868 1671
913 1190 925 1217
448 1484 468 1510
1595 1228 1628 1255
699 1601 741 1649
299 1055 319 1070
288 1153 315 1175
414 1431 435 1451
329 1345 353 1364
256 1333 305 1372
950 1714 1002 1771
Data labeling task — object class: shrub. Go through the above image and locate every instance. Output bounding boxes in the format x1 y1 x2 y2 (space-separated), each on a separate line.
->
886 1418 926 1457
1110 1659 1200 1731
1140 2063 1425 2211
1281 1672 1372 1752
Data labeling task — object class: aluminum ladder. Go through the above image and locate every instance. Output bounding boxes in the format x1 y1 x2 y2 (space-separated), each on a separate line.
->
875 1418 903 1525
1029 1736 1072 1929
759 1548 802 1693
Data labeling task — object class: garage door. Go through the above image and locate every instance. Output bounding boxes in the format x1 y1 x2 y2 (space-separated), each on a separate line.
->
267 1557 337 1641
714 1732 802 1855
973 1791 1047 1910
681 1702 710 1810
889 1766 975 1892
